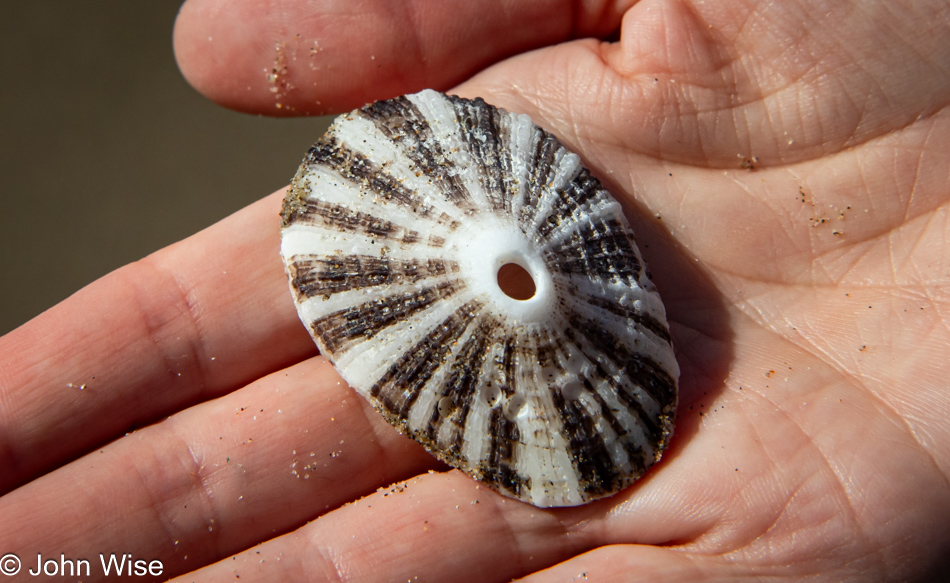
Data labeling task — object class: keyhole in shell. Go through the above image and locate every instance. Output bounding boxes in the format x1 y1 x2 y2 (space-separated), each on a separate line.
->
497 263 536 300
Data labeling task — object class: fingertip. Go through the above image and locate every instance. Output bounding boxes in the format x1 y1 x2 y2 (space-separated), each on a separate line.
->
173 0 422 116
172 0 622 117
173 0 285 114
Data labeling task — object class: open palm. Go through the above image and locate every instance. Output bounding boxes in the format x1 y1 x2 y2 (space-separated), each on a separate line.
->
2 1 948 581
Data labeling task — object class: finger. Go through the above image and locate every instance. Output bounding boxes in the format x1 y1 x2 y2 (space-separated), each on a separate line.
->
0 356 439 581
0 190 315 494
168 470 602 583
165 419 751 583
172 0 631 115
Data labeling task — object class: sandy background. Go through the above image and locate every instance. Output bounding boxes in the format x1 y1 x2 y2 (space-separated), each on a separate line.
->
1 1 332 335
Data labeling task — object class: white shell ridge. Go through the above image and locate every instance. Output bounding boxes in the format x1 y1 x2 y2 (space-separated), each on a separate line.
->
280 89 679 507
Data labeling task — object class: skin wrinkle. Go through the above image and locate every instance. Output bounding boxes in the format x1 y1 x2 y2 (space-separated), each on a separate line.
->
683 161 948 288
821 414 940 581
886 226 902 292
812 203 950 287
903 217 932 285
605 15 950 168
309 355 429 501
148 420 227 559
395 0 428 82
669 328 728 395
721 172 790 237
562 82 585 155
921 278 950 337
298 472 558 582
737 478 843 572
730 383 881 578
857 82 882 146
584 51 627 148
479 482 549 578
842 64 884 149
544 37 874 168
0 364 26 480
591 81 832 167
128 256 210 397
645 451 746 549
847 10 950 145
908 400 950 494
355 388 418 488
680 393 793 553
873 1 947 81
725 289 858 381
736 4 844 98
500 477 592 575
903 119 939 222
681 0 739 79
809 238 870 286
731 293 950 511
727 281 852 355
305 537 348 583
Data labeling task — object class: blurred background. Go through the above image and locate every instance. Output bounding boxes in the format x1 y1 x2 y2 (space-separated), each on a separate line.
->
0 1 332 335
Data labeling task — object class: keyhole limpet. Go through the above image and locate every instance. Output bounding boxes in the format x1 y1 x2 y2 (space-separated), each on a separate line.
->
280 89 679 507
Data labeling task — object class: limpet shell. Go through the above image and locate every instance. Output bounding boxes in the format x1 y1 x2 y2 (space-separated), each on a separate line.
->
280 89 679 507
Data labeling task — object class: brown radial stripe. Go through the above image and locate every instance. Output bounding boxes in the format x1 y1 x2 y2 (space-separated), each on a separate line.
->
565 316 676 410
561 326 664 441
369 300 483 421
306 138 436 218
543 218 642 285
577 294 672 345
466 332 516 446
478 407 528 499
435 212 462 231
446 95 511 214
359 95 475 211
478 334 531 496
580 377 649 474
517 131 562 228
423 316 499 450
550 379 624 497
286 198 436 246
474 334 525 497
288 254 458 300
534 168 605 241
310 280 463 353
498 334 518 401
539 328 640 495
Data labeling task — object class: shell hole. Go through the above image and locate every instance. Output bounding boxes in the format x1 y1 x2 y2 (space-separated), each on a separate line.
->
483 384 502 407
497 263 536 300
561 381 585 401
505 394 528 420
438 396 455 418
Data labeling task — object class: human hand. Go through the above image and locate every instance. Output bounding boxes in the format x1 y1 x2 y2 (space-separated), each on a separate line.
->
2 1 948 581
